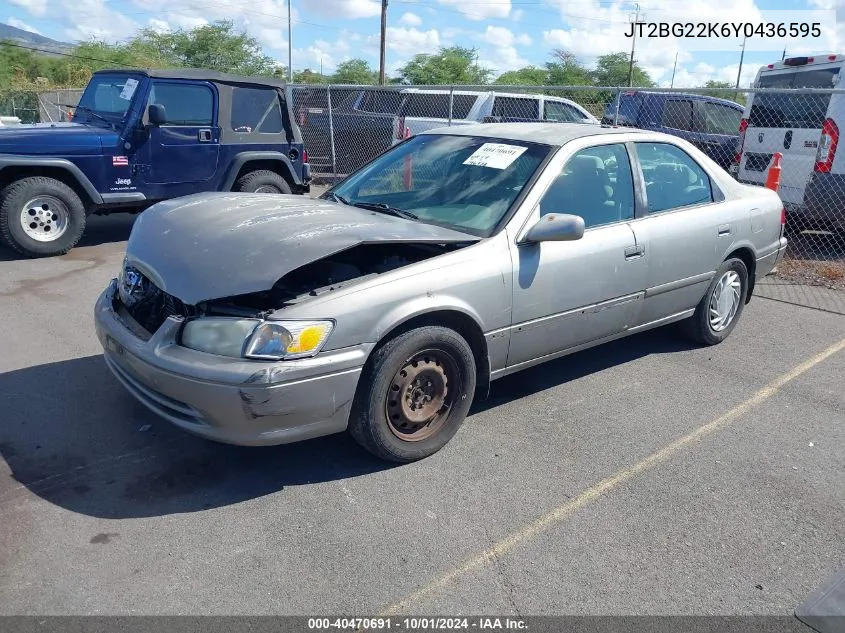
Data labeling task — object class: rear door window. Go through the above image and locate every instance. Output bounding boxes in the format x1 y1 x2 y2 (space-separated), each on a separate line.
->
699 102 742 135
661 99 693 131
544 101 586 122
401 93 477 119
636 142 713 212
230 86 282 133
492 96 540 119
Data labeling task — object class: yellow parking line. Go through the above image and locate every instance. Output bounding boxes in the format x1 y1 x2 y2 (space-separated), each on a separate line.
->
380 337 845 616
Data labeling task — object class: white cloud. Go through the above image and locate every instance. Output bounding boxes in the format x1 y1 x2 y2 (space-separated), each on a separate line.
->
6 16 42 34
482 26 531 47
306 0 381 19
256 27 288 52
439 0 509 21
511 8 524 21
7 0 47 18
480 45 530 74
370 26 440 56
398 12 422 26
293 37 352 73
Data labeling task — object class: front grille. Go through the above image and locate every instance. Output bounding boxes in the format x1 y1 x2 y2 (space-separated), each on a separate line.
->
744 152 773 172
118 268 193 334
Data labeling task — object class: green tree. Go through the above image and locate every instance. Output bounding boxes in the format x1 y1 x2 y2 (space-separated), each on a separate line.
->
545 49 591 86
494 66 548 85
398 46 491 85
132 20 280 76
591 52 654 87
331 59 377 84
294 68 326 84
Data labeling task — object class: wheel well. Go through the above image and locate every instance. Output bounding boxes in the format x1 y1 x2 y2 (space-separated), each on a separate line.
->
233 160 295 190
0 166 95 208
375 310 491 401
727 247 756 303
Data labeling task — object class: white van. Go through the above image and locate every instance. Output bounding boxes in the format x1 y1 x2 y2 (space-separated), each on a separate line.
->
391 89 599 145
732 54 844 231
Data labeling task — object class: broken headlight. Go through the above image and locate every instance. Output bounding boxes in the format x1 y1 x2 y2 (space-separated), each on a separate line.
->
180 318 333 361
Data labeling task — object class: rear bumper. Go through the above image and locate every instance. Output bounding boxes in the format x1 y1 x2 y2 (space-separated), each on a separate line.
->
756 237 788 280
802 172 845 229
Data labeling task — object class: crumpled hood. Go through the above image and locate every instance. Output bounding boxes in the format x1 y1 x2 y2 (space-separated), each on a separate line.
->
125 193 479 305
0 122 117 155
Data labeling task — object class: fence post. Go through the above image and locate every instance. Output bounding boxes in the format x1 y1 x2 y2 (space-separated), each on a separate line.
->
448 85 454 126
327 84 338 185
613 87 621 126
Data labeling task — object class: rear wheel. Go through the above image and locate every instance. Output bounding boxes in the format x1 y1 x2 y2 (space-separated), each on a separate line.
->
0 177 86 257
234 170 292 194
681 257 748 345
349 326 476 463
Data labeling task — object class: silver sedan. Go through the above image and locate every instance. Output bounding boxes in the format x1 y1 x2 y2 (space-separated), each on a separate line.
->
94 123 787 462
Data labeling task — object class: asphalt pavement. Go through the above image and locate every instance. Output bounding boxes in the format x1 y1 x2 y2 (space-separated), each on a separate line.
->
1 206 844 618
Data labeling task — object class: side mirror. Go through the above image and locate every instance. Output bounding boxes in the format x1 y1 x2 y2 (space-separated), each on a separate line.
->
147 104 167 126
523 213 585 243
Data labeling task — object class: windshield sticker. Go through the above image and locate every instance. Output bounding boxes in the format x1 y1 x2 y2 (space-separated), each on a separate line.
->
119 78 139 101
463 143 528 169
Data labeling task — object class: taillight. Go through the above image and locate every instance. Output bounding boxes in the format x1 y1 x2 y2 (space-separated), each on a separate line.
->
733 118 748 165
302 149 308 163
394 115 410 140
781 207 787 225
815 118 839 172
298 105 306 126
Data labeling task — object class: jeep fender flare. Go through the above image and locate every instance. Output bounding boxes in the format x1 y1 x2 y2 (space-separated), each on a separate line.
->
221 152 302 191
0 155 104 204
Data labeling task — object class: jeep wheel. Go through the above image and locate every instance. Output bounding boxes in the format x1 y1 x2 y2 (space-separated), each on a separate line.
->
0 177 86 258
234 170 292 194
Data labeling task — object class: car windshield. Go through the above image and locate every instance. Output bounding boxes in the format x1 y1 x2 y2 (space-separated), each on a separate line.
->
327 134 551 237
75 74 141 124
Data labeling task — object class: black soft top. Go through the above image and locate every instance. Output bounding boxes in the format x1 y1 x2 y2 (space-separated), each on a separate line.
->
92 68 288 89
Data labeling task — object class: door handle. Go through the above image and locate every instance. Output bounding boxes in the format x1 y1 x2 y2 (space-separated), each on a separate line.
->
198 129 213 142
718 224 731 236
624 245 645 260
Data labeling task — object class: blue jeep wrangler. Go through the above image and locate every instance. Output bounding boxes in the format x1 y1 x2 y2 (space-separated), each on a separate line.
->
0 69 311 257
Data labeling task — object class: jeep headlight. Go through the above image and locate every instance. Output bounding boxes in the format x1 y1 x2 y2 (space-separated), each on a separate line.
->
180 318 334 360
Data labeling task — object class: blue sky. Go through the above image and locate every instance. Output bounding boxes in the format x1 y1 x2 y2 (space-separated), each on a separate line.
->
2 0 841 87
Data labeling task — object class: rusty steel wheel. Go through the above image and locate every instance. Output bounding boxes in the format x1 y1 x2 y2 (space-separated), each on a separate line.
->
385 349 460 442
349 325 477 463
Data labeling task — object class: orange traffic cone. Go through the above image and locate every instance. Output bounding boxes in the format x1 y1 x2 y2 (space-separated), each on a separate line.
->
765 152 783 191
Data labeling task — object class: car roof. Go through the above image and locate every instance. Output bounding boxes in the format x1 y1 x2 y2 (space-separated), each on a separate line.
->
91 68 288 88
621 90 743 109
421 122 642 146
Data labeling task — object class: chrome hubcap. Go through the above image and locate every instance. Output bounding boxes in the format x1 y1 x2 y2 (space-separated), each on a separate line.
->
20 196 69 242
709 270 741 332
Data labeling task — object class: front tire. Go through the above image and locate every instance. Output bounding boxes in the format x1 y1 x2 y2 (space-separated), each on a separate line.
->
234 170 292 194
0 177 86 257
349 326 477 463
681 257 748 345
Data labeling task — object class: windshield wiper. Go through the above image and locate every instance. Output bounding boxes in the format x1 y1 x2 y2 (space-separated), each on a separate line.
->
56 103 113 128
326 192 351 205
350 201 420 221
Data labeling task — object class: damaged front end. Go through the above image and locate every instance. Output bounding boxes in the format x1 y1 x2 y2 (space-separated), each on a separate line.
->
115 241 471 338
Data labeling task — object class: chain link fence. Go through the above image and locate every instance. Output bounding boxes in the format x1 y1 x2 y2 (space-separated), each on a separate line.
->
0 83 842 310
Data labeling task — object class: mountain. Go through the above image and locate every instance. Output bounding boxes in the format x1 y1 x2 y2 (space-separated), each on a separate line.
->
0 22 72 55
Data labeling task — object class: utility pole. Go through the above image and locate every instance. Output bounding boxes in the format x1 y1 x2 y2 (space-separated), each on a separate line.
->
670 52 678 88
287 0 293 82
379 0 388 85
627 4 642 87
735 35 747 100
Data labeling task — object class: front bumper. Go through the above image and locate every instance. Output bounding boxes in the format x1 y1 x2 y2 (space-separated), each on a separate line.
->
94 279 367 446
